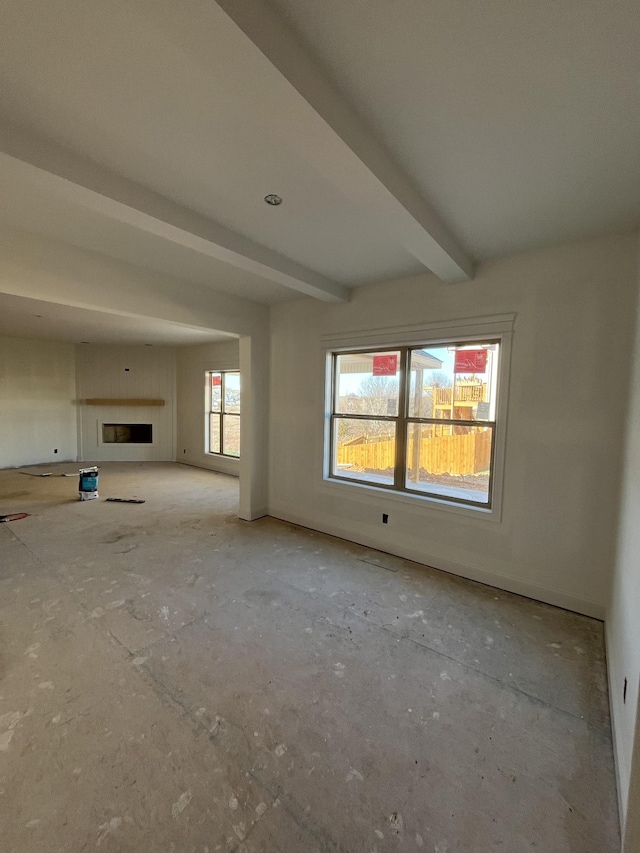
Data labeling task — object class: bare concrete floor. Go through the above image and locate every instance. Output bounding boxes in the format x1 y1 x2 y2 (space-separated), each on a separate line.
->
0 462 619 852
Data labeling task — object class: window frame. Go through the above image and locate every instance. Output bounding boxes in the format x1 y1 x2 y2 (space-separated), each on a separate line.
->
206 369 241 459
329 342 499 508
322 316 513 520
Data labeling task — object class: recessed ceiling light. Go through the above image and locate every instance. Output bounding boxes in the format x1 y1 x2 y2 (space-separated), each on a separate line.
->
264 194 283 206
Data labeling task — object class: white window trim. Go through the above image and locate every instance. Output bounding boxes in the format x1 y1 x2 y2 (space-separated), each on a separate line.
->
320 314 514 523
205 369 241 459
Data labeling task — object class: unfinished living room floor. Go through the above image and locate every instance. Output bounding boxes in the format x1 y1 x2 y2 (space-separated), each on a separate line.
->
0 462 619 852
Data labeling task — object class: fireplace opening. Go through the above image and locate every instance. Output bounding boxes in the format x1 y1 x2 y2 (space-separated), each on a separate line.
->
102 424 153 444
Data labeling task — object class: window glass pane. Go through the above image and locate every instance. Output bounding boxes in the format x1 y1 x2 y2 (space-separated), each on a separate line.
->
223 414 240 457
210 373 222 412
335 351 400 416
333 418 396 486
405 423 492 504
225 372 241 414
408 343 499 421
209 413 221 453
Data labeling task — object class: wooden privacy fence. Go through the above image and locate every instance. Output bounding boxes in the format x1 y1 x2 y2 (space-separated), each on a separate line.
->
337 428 492 475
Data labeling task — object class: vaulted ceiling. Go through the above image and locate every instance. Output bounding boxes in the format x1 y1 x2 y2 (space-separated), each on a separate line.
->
0 0 638 314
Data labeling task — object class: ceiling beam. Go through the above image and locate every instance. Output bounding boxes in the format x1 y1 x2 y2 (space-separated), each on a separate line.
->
215 0 474 282
0 125 349 304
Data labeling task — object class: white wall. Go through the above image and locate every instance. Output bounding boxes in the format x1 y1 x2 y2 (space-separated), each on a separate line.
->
269 231 639 618
0 336 77 468
76 345 176 462
177 339 240 476
607 235 640 836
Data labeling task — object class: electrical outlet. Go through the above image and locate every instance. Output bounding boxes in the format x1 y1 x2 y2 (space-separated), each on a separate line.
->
382 513 389 524
183 449 187 454
54 448 58 454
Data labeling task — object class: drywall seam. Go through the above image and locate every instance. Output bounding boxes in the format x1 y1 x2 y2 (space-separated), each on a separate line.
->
606 619 627 833
171 350 178 463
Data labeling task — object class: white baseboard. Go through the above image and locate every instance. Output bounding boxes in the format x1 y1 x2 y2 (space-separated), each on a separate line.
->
179 456 239 478
239 506 268 521
268 504 605 621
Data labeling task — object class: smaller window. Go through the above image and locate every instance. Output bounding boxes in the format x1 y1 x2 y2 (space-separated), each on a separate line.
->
207 371 240 458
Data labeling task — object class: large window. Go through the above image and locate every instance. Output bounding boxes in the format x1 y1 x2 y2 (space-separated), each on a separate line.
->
207 370 240 458
328 341 501 508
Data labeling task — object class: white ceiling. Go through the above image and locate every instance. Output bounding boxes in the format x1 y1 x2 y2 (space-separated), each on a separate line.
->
0 168 297 305
270 0 640 258
0 0 423 294
0 293 234 346
0 0 638 317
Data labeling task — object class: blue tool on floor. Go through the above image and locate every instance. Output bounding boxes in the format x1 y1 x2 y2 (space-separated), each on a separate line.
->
79 467 99 501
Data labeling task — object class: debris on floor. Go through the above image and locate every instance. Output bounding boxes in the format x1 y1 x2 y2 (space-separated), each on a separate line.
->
0 462 622 853
0 512 30 523
359 553 402 572
21 471 80 477
106 498 146 504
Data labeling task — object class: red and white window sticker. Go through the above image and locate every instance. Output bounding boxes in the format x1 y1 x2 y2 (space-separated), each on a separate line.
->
454 349 487 374
372 354 398 376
